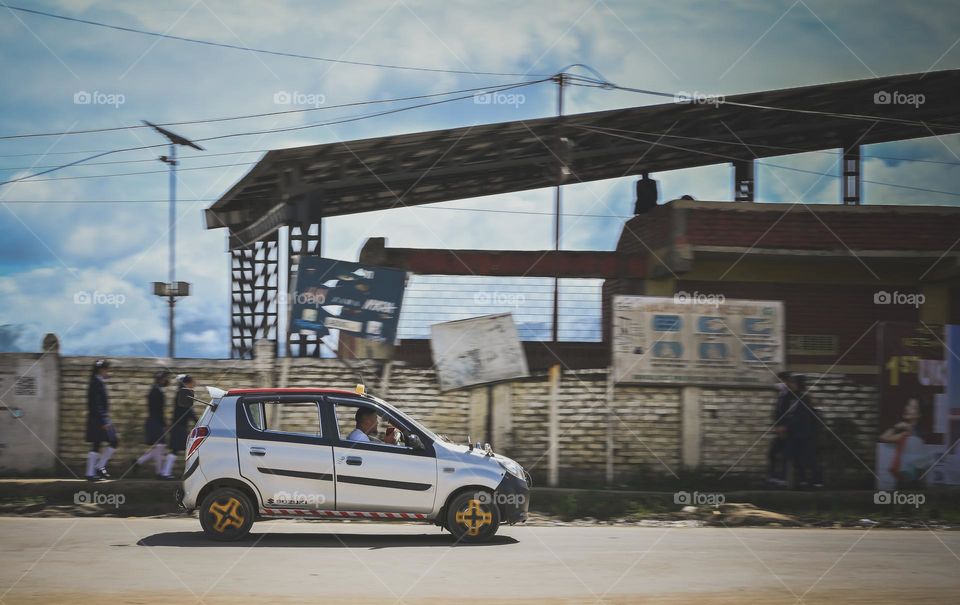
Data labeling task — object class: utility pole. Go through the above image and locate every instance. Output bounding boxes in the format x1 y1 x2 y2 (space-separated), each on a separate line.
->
552 72 566 343
145 121 204 358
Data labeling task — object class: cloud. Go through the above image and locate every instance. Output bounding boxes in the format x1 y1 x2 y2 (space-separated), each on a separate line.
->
1 0 958 357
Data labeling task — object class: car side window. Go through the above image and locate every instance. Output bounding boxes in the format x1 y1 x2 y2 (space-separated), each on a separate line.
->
331 400 406 448
244 401 264 430
257 400 323 437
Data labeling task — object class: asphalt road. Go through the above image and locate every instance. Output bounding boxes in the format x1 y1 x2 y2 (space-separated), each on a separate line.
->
1 517 958 604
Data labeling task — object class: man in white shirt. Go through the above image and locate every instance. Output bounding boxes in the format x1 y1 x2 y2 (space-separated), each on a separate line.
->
346 408 379 442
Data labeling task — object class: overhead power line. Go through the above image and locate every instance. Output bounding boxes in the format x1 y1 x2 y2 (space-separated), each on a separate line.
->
4 4 553 77
0 78 548 187
0 81 543 140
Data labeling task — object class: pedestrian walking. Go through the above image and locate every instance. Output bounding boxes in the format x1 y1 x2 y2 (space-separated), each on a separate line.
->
165 374 198 479
85 359 117 481
132 371 171 477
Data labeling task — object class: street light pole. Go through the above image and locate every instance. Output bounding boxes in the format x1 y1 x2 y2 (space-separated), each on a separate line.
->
552 73 566 343
145 121 203 358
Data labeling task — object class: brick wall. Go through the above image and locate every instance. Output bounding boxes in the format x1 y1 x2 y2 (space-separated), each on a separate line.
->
58 355 265 477
682 203 960 252
700 374 878 485
51 349 878 487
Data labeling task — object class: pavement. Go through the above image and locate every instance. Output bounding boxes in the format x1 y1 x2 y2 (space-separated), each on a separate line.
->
1 517 958 604
4 479 958 527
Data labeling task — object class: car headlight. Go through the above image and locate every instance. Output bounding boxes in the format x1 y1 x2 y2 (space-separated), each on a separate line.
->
498 457 526 481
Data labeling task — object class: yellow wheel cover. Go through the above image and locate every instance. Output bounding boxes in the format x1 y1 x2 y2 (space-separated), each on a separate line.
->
455 498 492 536
208 497 245 533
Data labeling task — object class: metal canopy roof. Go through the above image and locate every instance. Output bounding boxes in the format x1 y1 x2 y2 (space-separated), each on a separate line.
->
206 69 959 247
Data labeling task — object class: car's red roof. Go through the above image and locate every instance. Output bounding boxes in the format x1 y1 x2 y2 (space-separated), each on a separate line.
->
226 387 362 396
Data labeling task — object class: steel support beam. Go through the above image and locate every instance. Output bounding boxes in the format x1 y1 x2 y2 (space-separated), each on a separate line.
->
229 232 279 359
733 159 755 202
286 221 323 357
359 240 648 279
842 143 862 205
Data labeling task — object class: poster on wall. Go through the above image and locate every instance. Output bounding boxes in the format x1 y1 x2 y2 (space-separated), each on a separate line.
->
942 325 960 485
290 257 407 345
430 313 529 391
874 322 952 490
611 295 784 385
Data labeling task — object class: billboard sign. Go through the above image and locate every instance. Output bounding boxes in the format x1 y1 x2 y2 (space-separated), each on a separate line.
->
430 313 529 391
875 322 955 488
290 257 407 344
612 295 784 385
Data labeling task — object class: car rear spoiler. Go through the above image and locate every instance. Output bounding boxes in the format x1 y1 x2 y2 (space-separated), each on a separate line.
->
184 386 227 409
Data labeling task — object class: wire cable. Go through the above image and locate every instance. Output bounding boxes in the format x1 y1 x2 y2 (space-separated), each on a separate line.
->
4 4 554 77
0 81 548 140
0 78 549 186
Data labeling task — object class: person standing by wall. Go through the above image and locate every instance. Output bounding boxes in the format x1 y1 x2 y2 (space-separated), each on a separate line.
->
766 371 793 487
785 374 824 489
132 371 171 477
85 359 117 481
165 374 198 479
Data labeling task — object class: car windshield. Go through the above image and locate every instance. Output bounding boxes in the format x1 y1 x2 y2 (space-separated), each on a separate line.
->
365 394 441 443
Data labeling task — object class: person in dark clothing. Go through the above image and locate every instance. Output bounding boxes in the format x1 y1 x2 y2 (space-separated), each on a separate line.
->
132 371 171 477
634 172 659 215
165 374 198 478
784 374 824 488
85 359 116 481
766 371 793 487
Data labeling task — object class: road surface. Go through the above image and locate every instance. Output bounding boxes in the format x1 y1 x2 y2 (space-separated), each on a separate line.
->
1 517 958 604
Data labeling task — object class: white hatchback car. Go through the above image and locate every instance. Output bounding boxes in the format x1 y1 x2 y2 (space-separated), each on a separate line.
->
177 386 529 542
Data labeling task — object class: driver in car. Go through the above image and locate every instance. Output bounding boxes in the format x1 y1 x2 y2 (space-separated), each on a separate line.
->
347 408 379 442
347 408 401 445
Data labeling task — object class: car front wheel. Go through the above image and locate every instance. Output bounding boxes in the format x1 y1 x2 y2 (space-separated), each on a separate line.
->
446 489 500 543
199 487 254 541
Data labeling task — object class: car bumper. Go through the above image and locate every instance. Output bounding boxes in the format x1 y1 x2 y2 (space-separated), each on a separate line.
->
178 456 204 512
495 472 530 524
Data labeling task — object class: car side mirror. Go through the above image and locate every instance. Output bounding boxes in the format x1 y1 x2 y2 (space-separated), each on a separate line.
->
407 434 424 451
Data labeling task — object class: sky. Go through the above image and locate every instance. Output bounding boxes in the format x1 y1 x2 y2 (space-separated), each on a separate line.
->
0 0 958 358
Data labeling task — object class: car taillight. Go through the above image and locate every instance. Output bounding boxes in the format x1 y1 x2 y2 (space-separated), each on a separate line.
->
185 426 209 459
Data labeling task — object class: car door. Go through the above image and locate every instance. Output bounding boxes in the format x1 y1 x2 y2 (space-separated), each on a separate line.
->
236 396 336 511
325 397 437 514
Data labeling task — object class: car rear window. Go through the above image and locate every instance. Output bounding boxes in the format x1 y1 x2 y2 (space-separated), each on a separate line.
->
244 399 322 437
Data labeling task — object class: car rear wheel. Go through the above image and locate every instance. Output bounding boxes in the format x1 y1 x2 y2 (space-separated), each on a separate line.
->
199 487 254 541
446 489 500 543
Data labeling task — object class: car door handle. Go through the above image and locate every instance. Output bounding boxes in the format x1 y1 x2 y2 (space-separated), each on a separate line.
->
346 456 363 466
249 447 267 456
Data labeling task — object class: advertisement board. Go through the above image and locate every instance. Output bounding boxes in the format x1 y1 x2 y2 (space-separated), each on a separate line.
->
290 257 407 344
612 295 783 385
